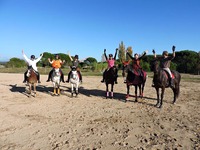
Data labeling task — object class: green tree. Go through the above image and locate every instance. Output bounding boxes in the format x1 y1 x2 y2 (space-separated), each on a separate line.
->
86 57 97 64
126 46 133 61
118 41 125 63
5 58 26 68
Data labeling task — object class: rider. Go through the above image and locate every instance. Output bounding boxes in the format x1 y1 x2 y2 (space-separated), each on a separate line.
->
66 53 82 83
101 48 118 84
22 50 43 83
126 50 147 80
46 54 65 83
152 45 176 87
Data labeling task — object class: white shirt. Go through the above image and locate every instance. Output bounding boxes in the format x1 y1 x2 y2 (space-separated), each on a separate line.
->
22 53 43 72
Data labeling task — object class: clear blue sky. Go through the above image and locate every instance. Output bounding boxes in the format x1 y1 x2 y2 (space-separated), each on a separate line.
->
0 0 200 62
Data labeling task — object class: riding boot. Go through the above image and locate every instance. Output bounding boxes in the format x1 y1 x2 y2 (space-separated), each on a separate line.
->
46 69 53 82
23 71 27 83
66 71 71 82
37 72 41 83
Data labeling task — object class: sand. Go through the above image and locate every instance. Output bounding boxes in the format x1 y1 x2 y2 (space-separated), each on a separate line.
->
0 73 199 150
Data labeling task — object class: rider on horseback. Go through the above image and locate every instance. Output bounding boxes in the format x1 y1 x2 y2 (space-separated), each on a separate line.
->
101 48 118 84
126 50 147 81
152 46 176 88
66 53 82 83
46 54 65 83
22 50 43 83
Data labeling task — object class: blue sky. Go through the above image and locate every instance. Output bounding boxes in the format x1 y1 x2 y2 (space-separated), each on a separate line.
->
0 0 200 62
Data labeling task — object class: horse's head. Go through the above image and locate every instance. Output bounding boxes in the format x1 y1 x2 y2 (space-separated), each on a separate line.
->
53 68 60 76
150 59 159 73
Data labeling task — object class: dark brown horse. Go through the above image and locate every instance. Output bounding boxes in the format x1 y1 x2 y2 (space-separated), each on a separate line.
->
150 59 181 108
26 68 38 97
124 64 147 102
104 67 117 99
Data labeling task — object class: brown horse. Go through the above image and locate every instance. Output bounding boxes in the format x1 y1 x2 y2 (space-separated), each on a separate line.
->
104 67 117 99
150 59 181 108
26 68 38 97
124 64 147 102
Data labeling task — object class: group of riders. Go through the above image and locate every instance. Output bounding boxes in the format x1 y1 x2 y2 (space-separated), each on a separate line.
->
22 45 176 88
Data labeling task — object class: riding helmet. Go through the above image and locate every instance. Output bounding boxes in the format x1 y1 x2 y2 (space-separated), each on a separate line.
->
31 55 35 59
109 54 113 57
162 51 168 56
134 53 138 56
74 55 79 59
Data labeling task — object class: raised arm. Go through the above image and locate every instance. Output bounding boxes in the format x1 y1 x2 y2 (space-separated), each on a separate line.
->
104 49 108 60
35 53 43 63
114 48 118 60
68 51 73 62
152 49 156 58
22 50 30 63
138 50 147 60
126 51 134 60
172 45 176 58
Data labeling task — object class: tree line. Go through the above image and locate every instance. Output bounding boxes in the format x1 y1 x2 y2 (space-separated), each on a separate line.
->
3 43 200 74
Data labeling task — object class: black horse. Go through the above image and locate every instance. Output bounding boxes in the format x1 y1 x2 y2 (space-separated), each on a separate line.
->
124 64 147 102
104 67 117 99
150 59 181 108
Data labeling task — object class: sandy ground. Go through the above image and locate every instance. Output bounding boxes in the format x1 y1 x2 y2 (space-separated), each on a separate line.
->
0 73 199 150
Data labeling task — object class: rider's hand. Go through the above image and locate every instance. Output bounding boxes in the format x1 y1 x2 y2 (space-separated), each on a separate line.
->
104 49 106 53
152 49 155 54
116 48 118 51
172 45 176 52
144 50 148 54
22 49 24 54
40 53 43 57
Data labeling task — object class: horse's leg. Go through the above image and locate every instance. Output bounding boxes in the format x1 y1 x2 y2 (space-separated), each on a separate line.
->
126 84 130 100
135 85 138 102
106 84 109 99
75 83 79 97
138 84 142 98
57 87 60 95
33 83 36 97
159 87 165 108
155 87 160 107
71 84 74 97
111 84 114 99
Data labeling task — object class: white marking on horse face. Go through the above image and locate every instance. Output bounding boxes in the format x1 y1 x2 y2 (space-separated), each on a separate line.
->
27 70 31 77
71 70 78 79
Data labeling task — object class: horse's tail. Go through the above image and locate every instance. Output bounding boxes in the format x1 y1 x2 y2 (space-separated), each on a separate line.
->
175 71 181 98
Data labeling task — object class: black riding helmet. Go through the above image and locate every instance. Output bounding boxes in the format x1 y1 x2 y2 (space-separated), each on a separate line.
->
109 54 113 57
74 55 79 59
71 66 76 71
31 55 35 59
55 54 60 59
162 51 168 56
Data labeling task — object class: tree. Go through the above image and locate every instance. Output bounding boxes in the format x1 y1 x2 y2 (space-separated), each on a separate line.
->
126 46 133 61
118 41 125 63
5 58 26 68
86 57 97 64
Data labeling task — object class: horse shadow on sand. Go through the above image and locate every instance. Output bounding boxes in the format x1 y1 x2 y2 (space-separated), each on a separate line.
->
61 84 126 102
8 84 53 97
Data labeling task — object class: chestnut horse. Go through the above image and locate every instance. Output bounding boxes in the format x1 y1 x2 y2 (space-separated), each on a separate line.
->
150 59 181 108
26 68 38 97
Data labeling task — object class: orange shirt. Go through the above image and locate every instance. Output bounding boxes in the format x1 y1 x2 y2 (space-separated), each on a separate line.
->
52 59 62 68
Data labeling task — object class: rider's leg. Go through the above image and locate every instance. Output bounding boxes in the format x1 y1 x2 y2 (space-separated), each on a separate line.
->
163 68 174 87
23 70 28 83
78 71 82 82
66 71 71 82
46 69 53 82
101 70 106 82
37 72 41 83
60 69 65 83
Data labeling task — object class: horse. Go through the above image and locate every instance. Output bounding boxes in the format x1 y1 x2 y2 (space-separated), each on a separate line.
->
104 67 117 99
69 66 80 97
124 64 147 102
51 68 61 96
26 68 38 97
150 59 181 108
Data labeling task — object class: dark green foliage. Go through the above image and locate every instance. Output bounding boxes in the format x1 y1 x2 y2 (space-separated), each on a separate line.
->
5 58 26 68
